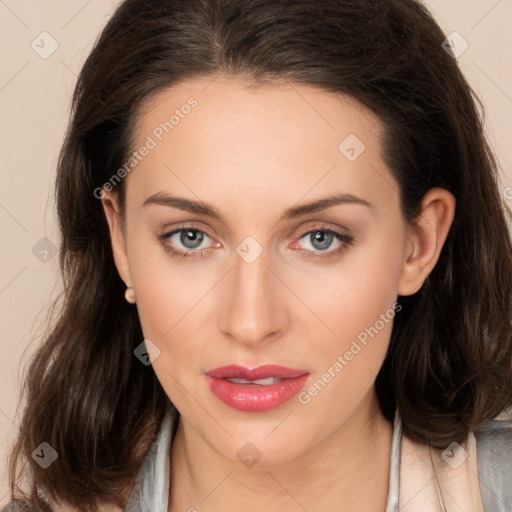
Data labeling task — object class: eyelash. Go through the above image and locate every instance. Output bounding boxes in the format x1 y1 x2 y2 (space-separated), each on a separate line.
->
157 224 354 261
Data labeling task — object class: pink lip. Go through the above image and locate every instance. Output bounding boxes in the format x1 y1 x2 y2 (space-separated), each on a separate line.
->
205 364 310 412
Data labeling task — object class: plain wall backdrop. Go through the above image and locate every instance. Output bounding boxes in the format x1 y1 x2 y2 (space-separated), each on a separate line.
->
1 0 511 502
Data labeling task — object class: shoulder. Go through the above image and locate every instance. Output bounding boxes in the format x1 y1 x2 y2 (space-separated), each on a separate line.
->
474 414 512 512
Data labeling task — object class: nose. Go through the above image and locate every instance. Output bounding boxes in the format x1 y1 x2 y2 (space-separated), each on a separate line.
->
218 244 288 347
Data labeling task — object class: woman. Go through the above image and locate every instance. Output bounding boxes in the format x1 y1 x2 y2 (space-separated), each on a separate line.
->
4 0 512 510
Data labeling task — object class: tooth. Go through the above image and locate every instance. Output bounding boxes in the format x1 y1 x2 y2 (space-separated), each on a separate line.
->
227 378 252 384
252 377 278 385
226 377 281 385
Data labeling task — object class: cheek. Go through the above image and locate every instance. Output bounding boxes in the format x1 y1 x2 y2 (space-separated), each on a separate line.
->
131 261 204 352
125 220 204 331
126 230 223 398
131 261 206 405
295 230 404 394
298 228 404 345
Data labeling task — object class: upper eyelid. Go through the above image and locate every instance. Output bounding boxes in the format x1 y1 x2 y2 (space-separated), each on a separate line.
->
162 218 352 236
164 224 215 241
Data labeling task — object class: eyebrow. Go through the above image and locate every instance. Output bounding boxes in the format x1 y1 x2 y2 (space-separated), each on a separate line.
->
142 192 372 220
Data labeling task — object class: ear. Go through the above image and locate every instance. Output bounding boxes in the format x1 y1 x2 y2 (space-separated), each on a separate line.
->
398 188 456 296
100 189 133 287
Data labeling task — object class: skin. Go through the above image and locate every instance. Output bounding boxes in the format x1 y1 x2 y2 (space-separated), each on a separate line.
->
101 76 455 512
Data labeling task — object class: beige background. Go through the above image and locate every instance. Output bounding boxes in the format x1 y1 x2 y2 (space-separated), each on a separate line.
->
1 0 511 503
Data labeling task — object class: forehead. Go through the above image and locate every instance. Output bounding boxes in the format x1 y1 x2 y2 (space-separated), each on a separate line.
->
126 76 398 217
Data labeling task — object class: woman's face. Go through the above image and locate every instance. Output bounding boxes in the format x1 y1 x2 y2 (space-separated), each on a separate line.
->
102 76 453 465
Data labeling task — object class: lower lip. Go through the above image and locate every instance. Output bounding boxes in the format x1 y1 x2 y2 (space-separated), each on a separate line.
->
206 374 309 412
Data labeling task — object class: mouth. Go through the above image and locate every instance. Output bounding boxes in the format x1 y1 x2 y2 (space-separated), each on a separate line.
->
205 364 310 412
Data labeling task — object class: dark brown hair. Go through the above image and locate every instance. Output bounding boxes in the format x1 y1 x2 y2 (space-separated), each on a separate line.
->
7 0 512 510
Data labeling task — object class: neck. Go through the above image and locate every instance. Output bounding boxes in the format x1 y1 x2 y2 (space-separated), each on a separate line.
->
169 390 393 512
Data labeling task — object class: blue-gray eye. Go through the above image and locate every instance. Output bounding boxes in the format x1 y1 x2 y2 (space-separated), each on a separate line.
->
307 231 336 251
177 229 206 249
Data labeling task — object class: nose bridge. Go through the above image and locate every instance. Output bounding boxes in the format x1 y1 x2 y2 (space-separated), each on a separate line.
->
219 239 285 345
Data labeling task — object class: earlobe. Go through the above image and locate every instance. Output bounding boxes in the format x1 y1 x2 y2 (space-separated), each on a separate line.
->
398 188 456 296
100 189 133 288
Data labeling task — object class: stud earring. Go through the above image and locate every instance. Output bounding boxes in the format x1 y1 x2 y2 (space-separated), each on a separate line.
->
124 285 136 304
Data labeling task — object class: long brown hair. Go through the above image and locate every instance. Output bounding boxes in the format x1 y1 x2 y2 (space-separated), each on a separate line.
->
8 0 512 510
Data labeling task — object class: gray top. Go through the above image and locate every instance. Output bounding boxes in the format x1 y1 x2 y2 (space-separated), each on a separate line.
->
474 418 512 512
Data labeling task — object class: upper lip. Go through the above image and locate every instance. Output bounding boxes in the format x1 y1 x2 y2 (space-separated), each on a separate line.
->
206 364 309 380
